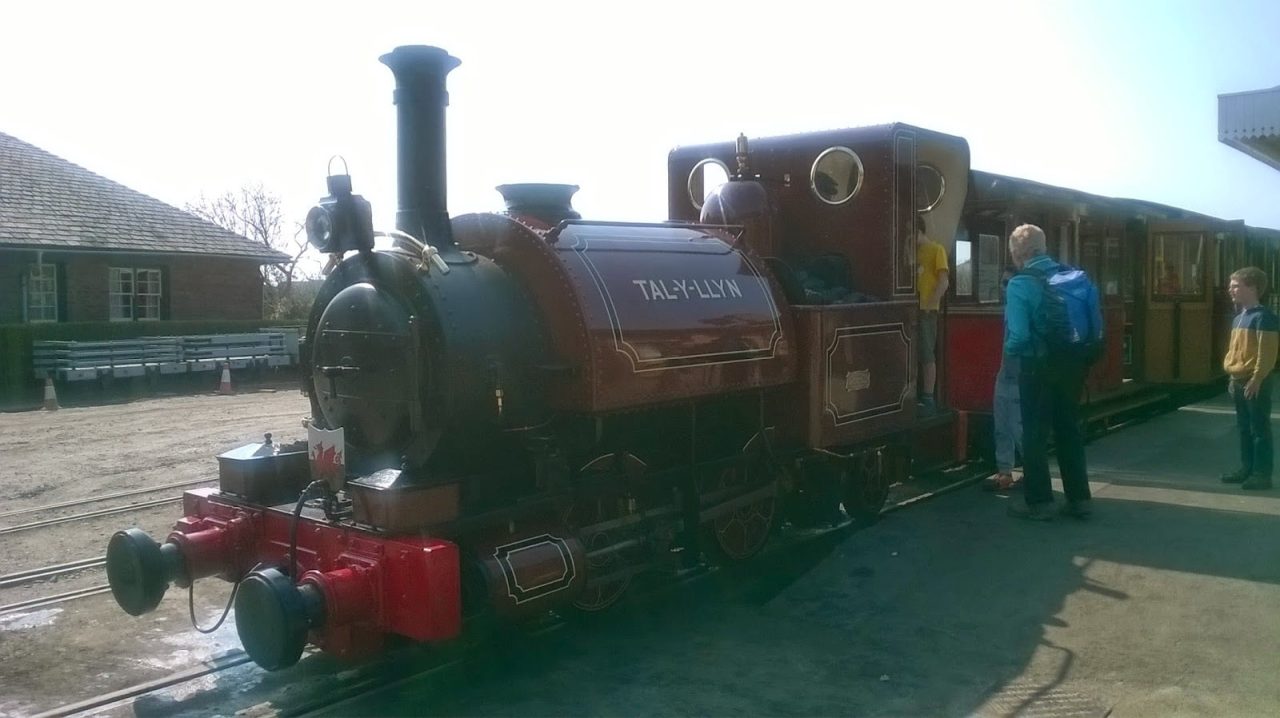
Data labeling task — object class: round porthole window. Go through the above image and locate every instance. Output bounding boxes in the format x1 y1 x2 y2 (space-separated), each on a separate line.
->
687 158 730 210
916 163 945 213
810 147 864 205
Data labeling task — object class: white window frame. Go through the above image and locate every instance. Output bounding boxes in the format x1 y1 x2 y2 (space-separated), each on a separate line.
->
135 268 162 320
26 264 58 323
109 267 163 321
977 233 1003 304
953 239 974 297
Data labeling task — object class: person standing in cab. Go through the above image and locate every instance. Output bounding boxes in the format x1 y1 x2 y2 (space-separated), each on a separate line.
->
916 215 949 414
1220 267 1278 491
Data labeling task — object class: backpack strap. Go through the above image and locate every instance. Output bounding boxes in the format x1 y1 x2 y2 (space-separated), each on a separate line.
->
1015 263 1056 281
1011 266 1051 350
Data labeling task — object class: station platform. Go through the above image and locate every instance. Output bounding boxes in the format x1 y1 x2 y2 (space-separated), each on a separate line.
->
955 390 1280 715
781 391 1280 716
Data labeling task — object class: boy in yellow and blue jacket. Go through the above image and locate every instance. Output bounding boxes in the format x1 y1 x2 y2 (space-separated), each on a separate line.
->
1221 266 1278 490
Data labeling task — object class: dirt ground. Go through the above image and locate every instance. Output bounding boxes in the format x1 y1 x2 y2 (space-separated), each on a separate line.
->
0 388 312 717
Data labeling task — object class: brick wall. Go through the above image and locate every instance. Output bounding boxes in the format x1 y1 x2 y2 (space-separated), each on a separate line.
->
65 254 109 321
0 251 23 323
0 250 264 322
169 257 265 320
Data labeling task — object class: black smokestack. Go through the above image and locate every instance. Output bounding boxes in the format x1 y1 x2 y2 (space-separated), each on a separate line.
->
379 45 461 250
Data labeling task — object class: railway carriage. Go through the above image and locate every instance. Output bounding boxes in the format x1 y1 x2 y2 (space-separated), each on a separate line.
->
948 170 1280 447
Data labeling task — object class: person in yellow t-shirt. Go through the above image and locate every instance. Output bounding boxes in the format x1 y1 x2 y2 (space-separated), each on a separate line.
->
916 215 949 413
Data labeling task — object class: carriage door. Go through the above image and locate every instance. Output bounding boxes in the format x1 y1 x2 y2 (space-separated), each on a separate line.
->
1144 222 1213 383
1213 225 1247 372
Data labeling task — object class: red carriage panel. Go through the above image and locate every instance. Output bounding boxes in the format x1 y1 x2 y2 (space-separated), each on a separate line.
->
1087 302 1126 398
949 301 1126 412
946 308 1004 413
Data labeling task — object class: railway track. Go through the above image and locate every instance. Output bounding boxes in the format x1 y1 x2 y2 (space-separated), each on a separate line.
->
1 585 111 615
0 496 182 537
0 556 106 589
30 650 255 718
0 477 213 522
26 462 994 718
0 556 112 616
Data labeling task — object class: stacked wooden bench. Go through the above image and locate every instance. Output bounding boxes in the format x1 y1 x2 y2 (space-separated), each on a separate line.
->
33 330 299 382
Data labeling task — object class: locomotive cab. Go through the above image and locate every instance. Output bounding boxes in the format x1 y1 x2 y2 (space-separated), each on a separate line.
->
671 125 971 452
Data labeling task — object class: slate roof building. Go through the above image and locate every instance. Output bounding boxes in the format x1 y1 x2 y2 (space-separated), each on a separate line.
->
0 131 288 324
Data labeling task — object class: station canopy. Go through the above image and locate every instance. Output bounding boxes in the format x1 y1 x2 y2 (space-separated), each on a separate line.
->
1219 86 1280 171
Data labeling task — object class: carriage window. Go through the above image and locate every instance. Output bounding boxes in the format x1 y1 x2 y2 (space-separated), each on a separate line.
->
954 239 973 297
1081 237 1103 286
916 164 945 212
1104 237 1122 296
977 233 1002 303
687 158 729 210
1122 235 1138 300
1216 240 1226 289
810 146 864 205
1153 234 1205 299
1054 223 1073 264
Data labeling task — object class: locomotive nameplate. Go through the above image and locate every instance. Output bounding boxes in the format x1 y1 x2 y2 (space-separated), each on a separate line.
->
557 223 783 373
630 278 745 302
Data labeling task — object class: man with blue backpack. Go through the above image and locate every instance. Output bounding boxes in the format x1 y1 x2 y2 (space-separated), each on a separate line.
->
1003 224 1105 521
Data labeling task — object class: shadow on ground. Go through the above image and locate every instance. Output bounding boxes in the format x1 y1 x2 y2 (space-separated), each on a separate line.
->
307 479 1279 717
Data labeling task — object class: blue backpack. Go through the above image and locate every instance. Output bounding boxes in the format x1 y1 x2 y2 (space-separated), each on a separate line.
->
1020 264 1104 365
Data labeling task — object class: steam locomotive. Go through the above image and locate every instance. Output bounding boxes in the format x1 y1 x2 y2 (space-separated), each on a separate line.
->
104 45 970 670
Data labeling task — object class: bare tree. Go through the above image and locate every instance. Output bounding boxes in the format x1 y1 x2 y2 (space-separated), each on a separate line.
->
185 183 312 291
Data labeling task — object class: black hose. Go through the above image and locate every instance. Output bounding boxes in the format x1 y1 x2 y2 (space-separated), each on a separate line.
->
186 479 325 634
189 578 239 634
188 561 263 634
289 481 325 582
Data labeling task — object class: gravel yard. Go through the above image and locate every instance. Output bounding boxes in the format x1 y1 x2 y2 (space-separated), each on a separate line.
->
0 389 311 716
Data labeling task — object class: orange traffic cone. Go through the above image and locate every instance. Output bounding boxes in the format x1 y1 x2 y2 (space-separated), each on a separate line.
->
43 376 59 411
217 363 234 395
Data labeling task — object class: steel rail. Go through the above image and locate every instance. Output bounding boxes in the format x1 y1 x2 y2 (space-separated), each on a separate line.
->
29 650 253 718
0 584 111 615
0 556 106 589
0 496 180 536
0 478 213 521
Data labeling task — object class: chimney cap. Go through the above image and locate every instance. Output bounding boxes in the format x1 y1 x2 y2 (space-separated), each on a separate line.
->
379 45 461 76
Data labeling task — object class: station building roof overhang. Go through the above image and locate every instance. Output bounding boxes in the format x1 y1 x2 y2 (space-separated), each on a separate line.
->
1219 86 1280 171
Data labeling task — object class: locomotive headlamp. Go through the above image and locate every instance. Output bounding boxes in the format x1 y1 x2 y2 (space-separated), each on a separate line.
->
304 206 334 252
305 158 375 254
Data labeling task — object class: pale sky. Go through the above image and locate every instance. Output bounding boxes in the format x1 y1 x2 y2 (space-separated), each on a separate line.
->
2 0 1277 262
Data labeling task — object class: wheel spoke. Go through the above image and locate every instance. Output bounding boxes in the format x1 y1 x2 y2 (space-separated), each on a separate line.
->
707 464 775 561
